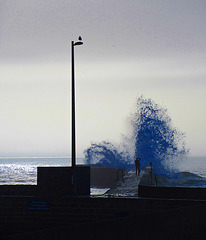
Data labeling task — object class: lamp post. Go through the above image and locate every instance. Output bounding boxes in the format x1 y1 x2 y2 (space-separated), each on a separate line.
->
71 37 83 194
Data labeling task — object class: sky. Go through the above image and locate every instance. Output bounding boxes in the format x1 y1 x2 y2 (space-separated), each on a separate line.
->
0 0 206 158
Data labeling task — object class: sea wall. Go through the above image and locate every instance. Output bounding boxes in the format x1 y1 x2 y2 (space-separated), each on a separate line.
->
90 168 125 187
0 185 38 197
38 166 90 196
1 196 206 239
0 196 204 225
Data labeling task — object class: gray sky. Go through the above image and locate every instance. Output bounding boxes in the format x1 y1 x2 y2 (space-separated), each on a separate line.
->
0 0 206 158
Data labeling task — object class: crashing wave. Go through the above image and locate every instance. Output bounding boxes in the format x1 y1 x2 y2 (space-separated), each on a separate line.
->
84 95 188 175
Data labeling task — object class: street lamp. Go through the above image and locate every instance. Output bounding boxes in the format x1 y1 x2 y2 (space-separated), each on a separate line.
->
71 37 83 194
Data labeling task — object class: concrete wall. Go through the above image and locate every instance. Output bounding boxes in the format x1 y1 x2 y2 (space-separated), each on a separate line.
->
37 167 73 196
90 168 125 188
1 196 206 239
37 166 90 196
0 185 38 197
139 184 206 200
138 164 206 200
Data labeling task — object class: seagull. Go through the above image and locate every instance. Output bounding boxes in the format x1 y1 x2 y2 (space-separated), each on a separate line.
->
78 36 82 41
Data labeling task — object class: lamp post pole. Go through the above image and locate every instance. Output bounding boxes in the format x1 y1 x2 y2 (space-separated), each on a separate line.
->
71 41 76 193
71 37 83 194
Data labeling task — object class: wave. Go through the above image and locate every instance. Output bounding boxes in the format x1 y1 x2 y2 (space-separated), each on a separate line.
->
84 141 133 169
84 95 188 175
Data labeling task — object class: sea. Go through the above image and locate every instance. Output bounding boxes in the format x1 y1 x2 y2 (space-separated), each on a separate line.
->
0 156 206 195
157 156 206 188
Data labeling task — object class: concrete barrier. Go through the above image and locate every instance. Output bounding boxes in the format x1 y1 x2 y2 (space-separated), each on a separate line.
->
138 164 206 200
90 167 125 188
1 196 206 239
37 166 90 196
0 185 38 197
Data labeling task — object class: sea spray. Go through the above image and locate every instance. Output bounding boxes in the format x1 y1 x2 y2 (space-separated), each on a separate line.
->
84 95 188 175
132 96 188 175
84 141 133 169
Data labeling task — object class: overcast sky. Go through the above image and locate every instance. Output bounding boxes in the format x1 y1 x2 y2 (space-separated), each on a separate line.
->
0 0 206 158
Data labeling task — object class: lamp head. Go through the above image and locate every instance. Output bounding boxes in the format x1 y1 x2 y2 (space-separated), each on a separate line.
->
74 41 83 46
74 36 83 46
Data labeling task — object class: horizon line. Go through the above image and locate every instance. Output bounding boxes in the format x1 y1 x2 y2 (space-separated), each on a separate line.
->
0 156 85 159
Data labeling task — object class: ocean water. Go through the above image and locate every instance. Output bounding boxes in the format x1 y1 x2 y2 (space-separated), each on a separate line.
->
178 156 206 178
0 157 206 191
0 157 83 185
156 156 206 187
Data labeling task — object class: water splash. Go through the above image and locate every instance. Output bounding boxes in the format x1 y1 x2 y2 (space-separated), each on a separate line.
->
132 96 188 175
84 95 188 175
84 141 133 169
